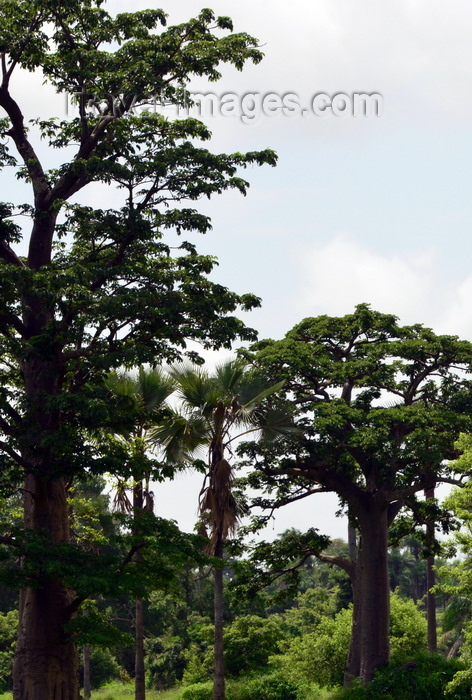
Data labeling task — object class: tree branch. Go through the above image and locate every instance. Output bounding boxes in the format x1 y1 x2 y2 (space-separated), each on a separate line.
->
0 88 50 205
0 439 28 468
0 240 26 267
312 550 355 578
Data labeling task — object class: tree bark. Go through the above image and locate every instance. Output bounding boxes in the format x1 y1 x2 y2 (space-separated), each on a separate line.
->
134 480 146 700
344 566 362 684
213 534 225 700
426 556 437 654
83 644 91 699
344 522 360 685
425 485 437 654
13 476 80 700
135 597 145 700
357 501 390 683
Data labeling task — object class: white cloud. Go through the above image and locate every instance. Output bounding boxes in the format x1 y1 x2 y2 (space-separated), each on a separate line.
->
439 276 472 339
297 234 437 321
296 235 472 342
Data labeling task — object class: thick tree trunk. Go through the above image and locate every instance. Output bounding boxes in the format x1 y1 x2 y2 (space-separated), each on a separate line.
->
344 523 360 685
425 485 437 654
213 535 225 700
344 573 362 684
83 645 91 699
13 476 80 700
357 503 390 683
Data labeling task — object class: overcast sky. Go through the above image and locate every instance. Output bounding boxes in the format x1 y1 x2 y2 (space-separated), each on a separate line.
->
5 1 472 541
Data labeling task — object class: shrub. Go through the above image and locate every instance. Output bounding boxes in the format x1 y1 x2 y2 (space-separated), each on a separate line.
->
224 615 283 676
0 610 18 691
146 636 186 688
389 593 427 664
181 681 213 700
79 646 124 690
330 655 471 700
278 591 428 688
278 606 352 688
182 615 284 685
181 643 213 686
229 672 300 700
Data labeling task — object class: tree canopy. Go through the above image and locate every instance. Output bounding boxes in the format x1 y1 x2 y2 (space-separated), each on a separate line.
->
240 304 472 682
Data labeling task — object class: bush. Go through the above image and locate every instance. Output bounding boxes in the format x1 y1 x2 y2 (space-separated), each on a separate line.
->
146 636 186 688
278 606 352 688
389 593 427 664
79 646 124 690
181 681 213 700
182 673 302 700
0 610 18 691
330 655 471 700
224 616 283 676
229 672 300 700
278 591 428 688
182 615 284 685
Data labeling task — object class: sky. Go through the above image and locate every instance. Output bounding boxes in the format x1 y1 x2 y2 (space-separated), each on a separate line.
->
3 0 472 541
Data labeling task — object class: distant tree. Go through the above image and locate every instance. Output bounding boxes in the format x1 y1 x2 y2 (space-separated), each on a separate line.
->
437 436 472 664
388 536 426 603
242 305 472 683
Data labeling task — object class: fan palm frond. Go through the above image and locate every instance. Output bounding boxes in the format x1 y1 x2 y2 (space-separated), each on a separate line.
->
214 357 246 395
150 411 208 463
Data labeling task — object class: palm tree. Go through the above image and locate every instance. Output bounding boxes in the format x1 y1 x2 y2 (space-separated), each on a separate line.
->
106 366 176 700
151 359 293 700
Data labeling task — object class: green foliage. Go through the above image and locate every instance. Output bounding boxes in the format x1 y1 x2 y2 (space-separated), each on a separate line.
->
146 636 186 689
68 601 133 649
79 646 124 690
281 587 339 637
228 672 300 700
329 656 471 700
277 593 427 689
231 529 331 604
0 610 17 691
182 614 283 683
181 682 213 700
145 590 196 687
181 644 210 686
223 615 283 676
279 606 352 688
182 672 302 700
435 453 472 660
388 593 427 663
87 683 182 700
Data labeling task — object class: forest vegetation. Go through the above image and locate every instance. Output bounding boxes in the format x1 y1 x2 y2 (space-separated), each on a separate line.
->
0 2 472 700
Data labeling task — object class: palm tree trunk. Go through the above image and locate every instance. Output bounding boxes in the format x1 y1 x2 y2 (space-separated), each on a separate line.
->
135 597 145 700
213 533 225 700
134 480 146 700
